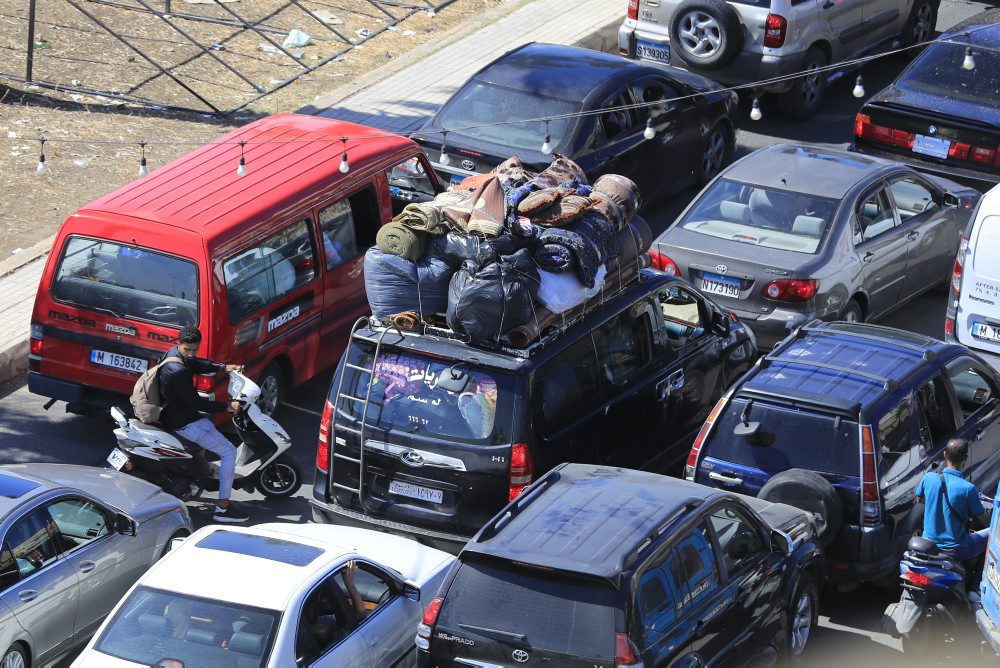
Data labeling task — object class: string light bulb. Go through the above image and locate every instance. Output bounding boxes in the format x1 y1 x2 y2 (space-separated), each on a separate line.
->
339 137 350 173
750 98 763 121
36 137 47 175
439 130 451 167
963 47 976 70
853 75 865 98
643 118 655 140
138 140 149 177
236 140 247 177
541 120 552 155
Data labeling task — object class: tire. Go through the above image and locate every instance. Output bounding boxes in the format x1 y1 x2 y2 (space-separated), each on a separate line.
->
254 455 302 498
777 47 828 120
900 618 932 655
670 0 744 70
758 469 843 547
783 576 819 664
257 362 285 418
1 643 28 668
901 0 937 49
841 299 864 324
699 123 732 185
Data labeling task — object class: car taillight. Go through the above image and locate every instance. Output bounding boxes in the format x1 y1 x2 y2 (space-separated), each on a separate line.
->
902 570 933 587
194 374 216 392
952 235 968 295
762 279 818 302
509 443 534 501
316 400 333 473
415 597 443 650
854 114 915 149
861 425 881 526
685 395 728 480
649 250 680 276
30 323 43 356
945 315 955 336
763 13 787 47
627 0 638 20
616 633 644 668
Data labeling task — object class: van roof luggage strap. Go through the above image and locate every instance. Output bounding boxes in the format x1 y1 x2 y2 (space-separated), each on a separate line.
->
329 317 402 505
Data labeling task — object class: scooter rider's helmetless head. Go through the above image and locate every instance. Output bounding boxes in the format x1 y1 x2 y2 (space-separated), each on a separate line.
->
944 438 970 471
176 326 203 361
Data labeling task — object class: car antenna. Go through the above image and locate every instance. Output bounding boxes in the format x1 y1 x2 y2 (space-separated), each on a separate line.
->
740 399 754 426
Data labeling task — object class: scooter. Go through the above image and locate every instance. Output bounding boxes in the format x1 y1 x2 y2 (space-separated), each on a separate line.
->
107 370 302 501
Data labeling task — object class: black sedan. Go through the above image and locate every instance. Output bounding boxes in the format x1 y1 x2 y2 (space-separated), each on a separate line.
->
410 42 739 205
853 8 1000 188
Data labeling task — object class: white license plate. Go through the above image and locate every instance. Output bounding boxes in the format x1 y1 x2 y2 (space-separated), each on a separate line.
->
388 480 443 504
989 558 1000 594
90 349 148 374
974 322 1000 343
912 134 950 159
700 272 741 298
106 448 130 471
636 40 670 64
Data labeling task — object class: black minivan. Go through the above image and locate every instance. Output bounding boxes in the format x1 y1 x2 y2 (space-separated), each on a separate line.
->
310 270 756 549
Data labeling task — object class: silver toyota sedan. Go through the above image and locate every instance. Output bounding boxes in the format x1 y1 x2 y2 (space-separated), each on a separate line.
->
0 463 192 668
651 144 981 350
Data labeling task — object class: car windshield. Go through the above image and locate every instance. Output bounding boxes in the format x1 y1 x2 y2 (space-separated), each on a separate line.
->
676 178 839 254
94 586 279 668
52 236 199 327
434 81 580 152
898 40 1000 107
336 345 506 442
705 397 860 476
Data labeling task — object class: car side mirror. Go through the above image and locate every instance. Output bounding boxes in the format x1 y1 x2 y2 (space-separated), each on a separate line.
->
771 529 793 557
403 580 421 602
712 310 730 336
943 192 960 208
115 513 137 536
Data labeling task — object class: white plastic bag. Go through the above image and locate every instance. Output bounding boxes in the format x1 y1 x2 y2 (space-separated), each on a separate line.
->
282 29 311 48
537 265 607 314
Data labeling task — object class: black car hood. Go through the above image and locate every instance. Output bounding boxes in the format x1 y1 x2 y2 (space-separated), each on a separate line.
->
868 84 1000 131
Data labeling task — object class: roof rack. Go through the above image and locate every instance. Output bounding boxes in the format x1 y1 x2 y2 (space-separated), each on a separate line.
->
794 322 937 361
738 387 862 416
759 351 899 392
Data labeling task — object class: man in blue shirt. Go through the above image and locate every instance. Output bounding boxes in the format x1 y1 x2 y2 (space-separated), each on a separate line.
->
916 438 989 560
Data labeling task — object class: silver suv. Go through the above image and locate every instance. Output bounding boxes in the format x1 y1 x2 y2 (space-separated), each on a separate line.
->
618 0 938 118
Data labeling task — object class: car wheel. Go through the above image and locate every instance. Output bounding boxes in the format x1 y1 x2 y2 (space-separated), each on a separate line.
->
669 0 744 70
777 47 828 120
254 455 302 497
1 644 27 668
841 299 864 323
902 0 937 48
257 362 285 418
699 124 732 185
759 469 843 547
784 576 819 664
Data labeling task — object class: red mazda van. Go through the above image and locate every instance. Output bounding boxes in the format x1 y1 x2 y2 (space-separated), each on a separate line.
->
29 113 440 417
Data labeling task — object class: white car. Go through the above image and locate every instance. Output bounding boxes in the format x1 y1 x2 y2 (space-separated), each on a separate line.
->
71 523 455 668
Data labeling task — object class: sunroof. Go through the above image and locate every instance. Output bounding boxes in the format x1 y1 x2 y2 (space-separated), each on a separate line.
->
0 472 40 499
196 530 324 566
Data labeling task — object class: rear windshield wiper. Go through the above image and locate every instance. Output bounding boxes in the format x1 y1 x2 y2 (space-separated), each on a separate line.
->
458 623 527 641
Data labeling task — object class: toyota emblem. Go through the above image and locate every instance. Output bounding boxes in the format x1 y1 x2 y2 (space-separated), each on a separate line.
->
461 159 476 171
716 264 728 274
400 450 425 467
512 649 529 663
928 125 937 135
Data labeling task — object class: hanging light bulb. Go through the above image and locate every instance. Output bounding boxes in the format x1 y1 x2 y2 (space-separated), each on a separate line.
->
138 140 149 177
36 137 47 175
439 130 451 167
643 118 655 140
750 98 763 121
339 137 350 173
853 75 866 98
541 120 552 155
236 140 247 177
963 47 976 70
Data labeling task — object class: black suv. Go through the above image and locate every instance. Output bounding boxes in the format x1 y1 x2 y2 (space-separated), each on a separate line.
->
688 321 1000 586
415 463 824 667
311 270 756 550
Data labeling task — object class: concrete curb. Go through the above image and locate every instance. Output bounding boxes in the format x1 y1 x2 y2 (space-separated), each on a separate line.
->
0 234 52 279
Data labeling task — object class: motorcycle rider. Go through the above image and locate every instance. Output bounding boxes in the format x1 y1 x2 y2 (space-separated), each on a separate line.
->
915 437 989 567
159 325 248 523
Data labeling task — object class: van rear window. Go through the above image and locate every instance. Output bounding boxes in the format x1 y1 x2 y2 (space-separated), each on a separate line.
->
52 236 198 327
706 398 860 476
336 347 503 442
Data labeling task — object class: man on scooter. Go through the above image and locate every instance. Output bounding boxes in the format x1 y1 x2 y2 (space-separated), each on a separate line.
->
159 326 248 523
916 438 990 564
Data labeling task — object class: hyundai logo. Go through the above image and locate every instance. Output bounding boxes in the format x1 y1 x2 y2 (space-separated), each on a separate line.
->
461 159 476 171
716 264 728 274
400 450 425 467
928 125 937 135
512 649 529 663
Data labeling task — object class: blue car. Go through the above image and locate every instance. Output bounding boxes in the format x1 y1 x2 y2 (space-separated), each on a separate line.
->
977 483 1000 654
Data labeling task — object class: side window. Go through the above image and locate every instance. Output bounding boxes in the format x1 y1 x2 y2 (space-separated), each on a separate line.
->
536 337 602 433
47 497 110 553
915 376 954 445
0 547 18 591
707 506 766 575
657 286 708 348
888 178 938 221
332 562 394 619
673 524 719 611
6 509 61 578
637 549 686 637
600 93 633 139
878 396 917 478
387 155 437 215
629 81 678 123
855 189 895 243
318 199 357 272
223 219 316 322
296 578 353 664
947 363 999 422
593 307 654 386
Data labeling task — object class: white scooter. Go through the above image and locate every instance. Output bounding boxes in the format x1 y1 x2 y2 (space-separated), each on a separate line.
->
108 370 302 500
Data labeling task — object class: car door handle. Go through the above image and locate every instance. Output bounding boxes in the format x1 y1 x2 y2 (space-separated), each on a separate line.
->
976 427 985 441
709 471 744 485
693 620 706 638
907 230 919 240
79 561 96 574
19 590 38 603
822 0 834 7
862 251 875 263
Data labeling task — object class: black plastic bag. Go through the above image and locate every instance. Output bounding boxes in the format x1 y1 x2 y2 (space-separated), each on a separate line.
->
446 249 540 342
